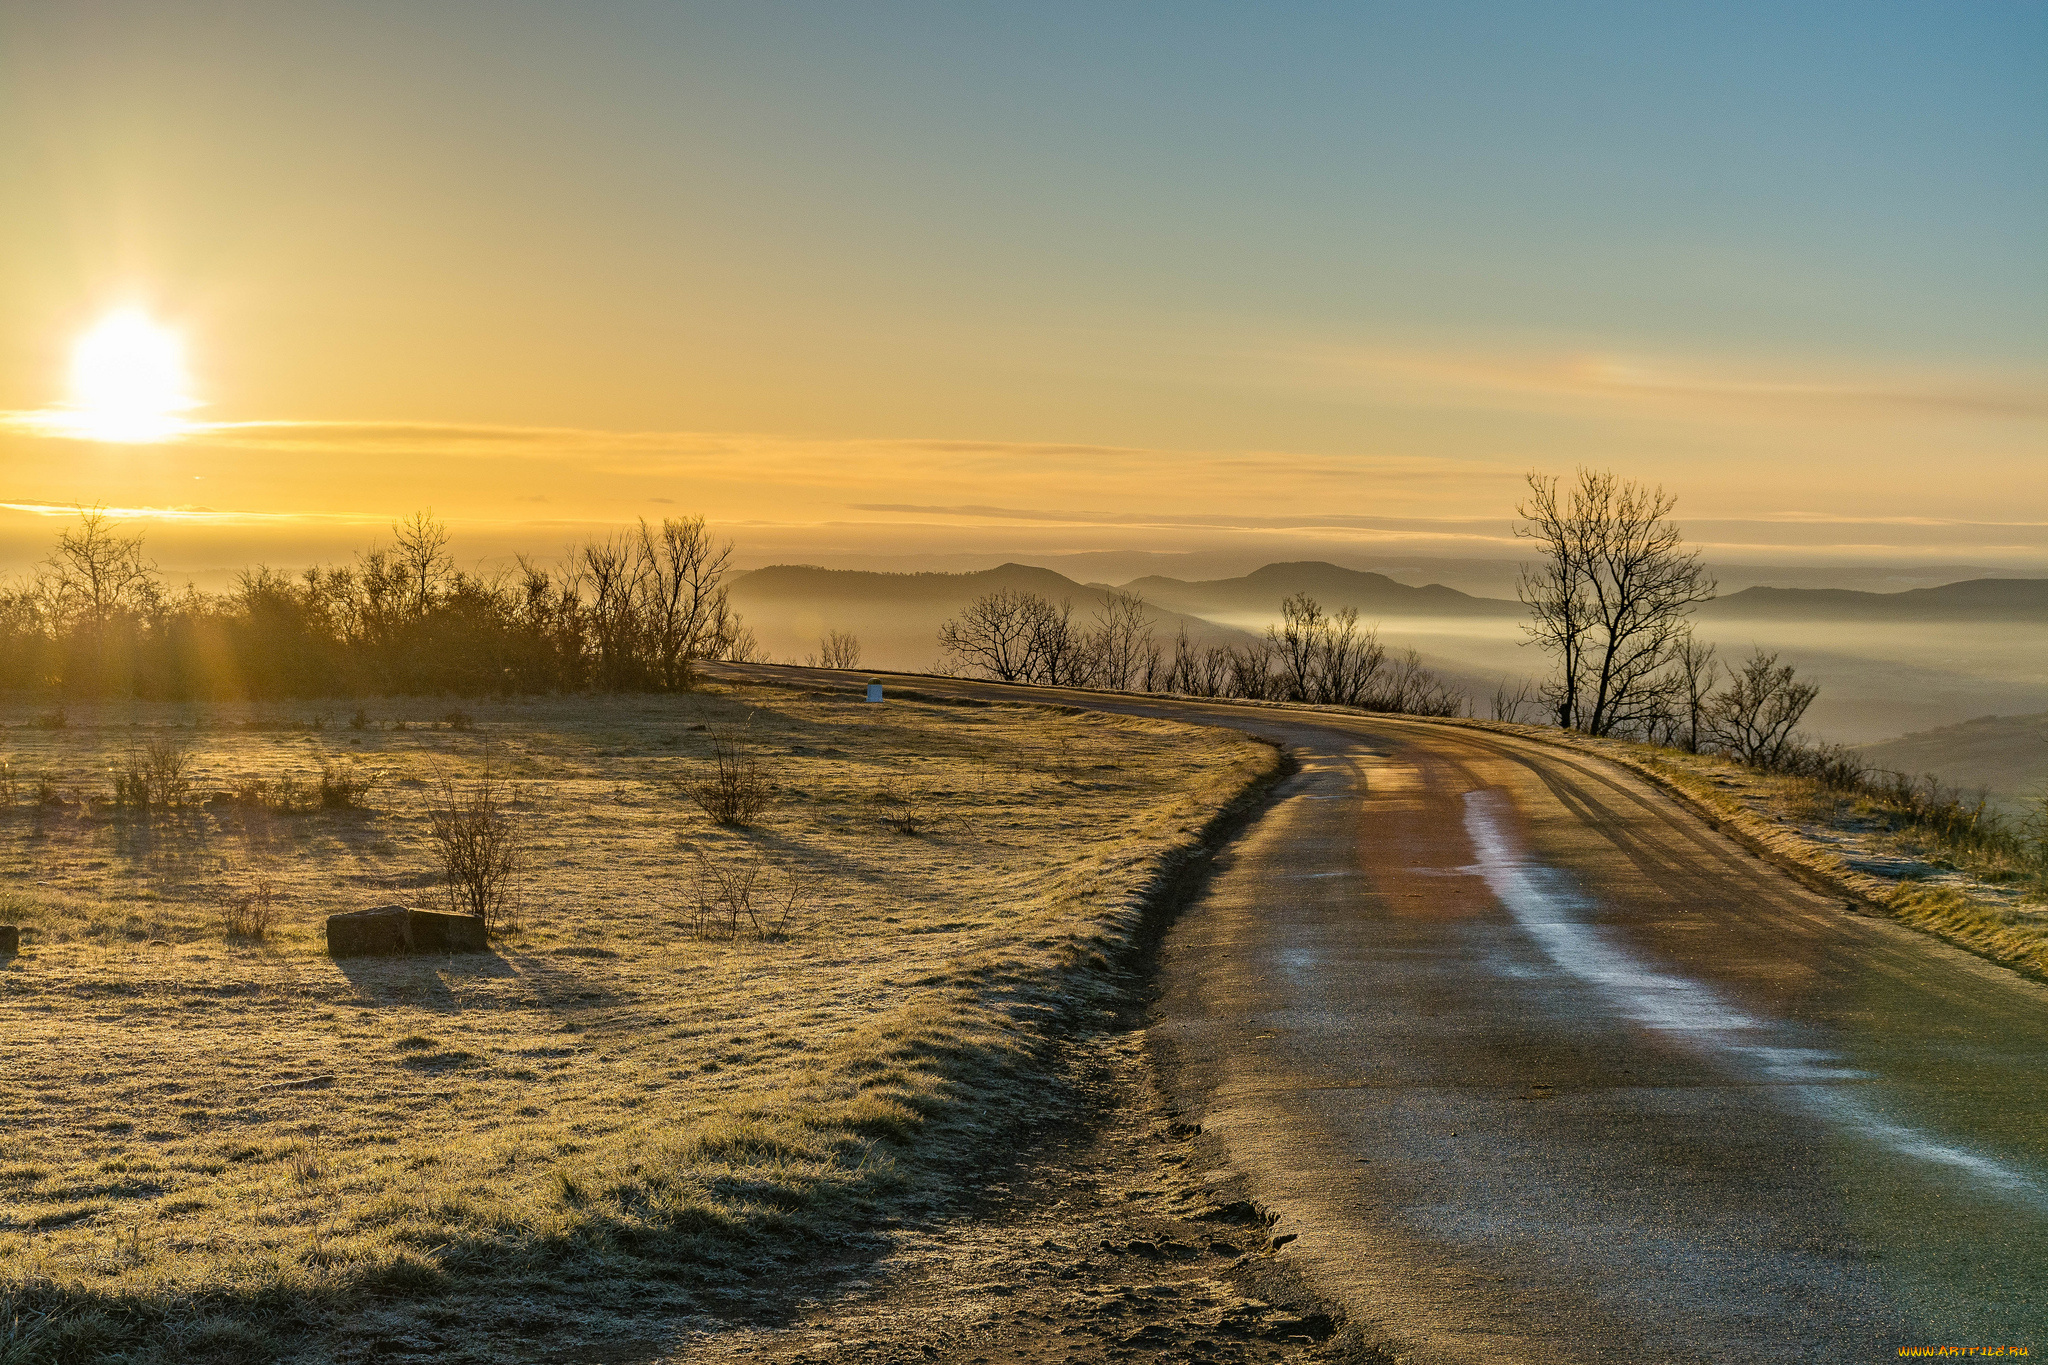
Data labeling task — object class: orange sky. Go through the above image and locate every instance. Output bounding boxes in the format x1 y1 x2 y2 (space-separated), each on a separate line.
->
3 4 2042 576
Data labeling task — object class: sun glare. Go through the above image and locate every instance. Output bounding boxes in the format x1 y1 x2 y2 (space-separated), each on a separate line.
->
56 308 197 442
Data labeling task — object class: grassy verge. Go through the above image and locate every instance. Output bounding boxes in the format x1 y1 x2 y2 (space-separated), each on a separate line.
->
0 684 1280 1363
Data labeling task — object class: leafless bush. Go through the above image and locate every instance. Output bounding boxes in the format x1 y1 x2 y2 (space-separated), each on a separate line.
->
427 772 525 933
1708 649 1819 766
873 777 972 836
0 758 16 807
113 736 192 809
222 875 281 940
318 760 377 809
1359 648 1467 717
1491 677 1536 722
689 730 770 825
874 778 935 835
685 848 817 938
2020 785 2048 873
230 774 315 813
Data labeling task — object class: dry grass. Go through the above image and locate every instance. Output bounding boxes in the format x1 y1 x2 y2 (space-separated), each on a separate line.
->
0 684 1275 1362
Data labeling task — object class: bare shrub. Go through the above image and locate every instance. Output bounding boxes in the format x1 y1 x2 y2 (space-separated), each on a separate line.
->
318 760 377 810
685 848 816 938
0 757 15 807
1490 677 1536 722
427 772 525 933
689 730 770 826
442 709 475 731
231 774 315 814
113 736 192 809
873 778 973 836
2020 785 2048 874
874 778 935 835
1708 649 1819 766
222 875 281 940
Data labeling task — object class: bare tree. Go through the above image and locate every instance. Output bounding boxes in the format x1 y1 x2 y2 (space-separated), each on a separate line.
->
391 510 453 617
1516 470 1715 735
576 517 743 688
938 588 1043 682
1080 588 1154 691
1026 596 1085 685
1225 638 1277 700
1708 649 1818 766
46 508 158 627
636 517 734 690
1669 630 1719 752
811 629 862 669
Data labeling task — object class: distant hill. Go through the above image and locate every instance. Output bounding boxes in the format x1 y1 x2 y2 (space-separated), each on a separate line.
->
1856 712 2048 812
726 562 1251 671
1702 578 2048 622
1123 561 1523 620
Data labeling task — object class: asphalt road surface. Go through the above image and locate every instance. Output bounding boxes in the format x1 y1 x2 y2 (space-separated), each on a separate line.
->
717 665 2048 1363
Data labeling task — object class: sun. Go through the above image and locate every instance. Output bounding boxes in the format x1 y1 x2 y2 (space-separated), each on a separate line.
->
56 308 198 442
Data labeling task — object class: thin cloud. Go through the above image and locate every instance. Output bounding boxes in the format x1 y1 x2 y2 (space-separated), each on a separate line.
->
1289 348 2048 421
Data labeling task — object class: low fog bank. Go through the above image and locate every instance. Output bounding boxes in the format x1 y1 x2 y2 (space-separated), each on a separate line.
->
1230 614 2047 748
1857 713 2048 813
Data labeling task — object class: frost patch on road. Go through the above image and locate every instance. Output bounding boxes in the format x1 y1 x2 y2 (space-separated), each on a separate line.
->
1462 788 2044 1206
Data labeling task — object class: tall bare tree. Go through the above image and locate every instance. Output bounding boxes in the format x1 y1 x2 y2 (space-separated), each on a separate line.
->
1027 596 1085 685
811 629 862 669
46 508 158 627
391 510 453 617
937 588 1043 682
1083 588 1153 691
1516 470 1715 735
1669 629 1719 753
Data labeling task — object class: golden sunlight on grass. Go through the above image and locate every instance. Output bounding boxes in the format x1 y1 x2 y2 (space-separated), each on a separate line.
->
0 682 1277 1360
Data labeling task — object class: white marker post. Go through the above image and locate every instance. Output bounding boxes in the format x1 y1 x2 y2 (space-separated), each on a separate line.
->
866 678 884 703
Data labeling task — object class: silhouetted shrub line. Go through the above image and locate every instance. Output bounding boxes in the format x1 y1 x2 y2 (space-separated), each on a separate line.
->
0 509 758 700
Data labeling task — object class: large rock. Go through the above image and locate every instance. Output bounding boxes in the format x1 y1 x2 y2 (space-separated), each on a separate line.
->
408 909 488 953
0 925 17 955
326 905 488 957
327 905 412 957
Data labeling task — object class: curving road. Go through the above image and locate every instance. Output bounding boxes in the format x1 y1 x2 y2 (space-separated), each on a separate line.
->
716 665 2048 1362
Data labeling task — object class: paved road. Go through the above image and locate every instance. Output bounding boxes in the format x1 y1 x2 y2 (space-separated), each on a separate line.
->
717 666 2048 1362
